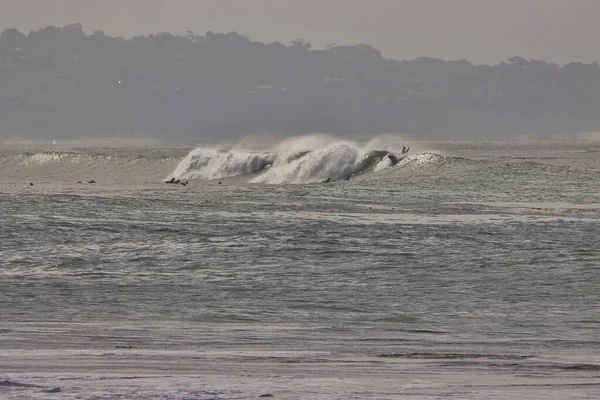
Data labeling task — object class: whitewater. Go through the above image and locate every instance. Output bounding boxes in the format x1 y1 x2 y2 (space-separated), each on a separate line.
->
1 135 600 399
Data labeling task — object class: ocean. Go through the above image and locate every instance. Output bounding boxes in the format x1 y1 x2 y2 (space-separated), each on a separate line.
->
1 136 599 399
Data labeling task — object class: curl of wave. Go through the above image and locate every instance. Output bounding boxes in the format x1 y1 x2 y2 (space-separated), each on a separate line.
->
354 150 396 174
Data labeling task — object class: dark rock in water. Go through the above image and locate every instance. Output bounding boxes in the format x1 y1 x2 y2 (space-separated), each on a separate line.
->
42 387 61 393
29 182 33 186
218 181 222 184
165 178 187 185
258 394 273 398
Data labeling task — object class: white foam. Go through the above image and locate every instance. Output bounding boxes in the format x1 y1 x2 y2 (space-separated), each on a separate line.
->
252 142 358 184
169 148 275 181
170 134 412 184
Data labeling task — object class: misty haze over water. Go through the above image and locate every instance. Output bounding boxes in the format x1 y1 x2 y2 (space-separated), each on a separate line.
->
1 24 600 143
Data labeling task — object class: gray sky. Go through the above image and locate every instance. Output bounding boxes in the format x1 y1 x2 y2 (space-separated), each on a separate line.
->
2 0 599 64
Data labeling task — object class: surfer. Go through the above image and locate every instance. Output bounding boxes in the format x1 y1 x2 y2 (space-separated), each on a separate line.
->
344 175 350 181
165 177 175 184
322 178 332 183
402 146 410 154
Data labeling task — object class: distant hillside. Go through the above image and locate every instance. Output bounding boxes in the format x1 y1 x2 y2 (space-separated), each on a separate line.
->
1 24 600 140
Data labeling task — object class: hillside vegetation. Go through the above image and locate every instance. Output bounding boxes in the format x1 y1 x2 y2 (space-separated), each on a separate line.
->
1 24 600 140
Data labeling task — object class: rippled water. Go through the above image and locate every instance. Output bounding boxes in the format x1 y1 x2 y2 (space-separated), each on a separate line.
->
1 140 600 399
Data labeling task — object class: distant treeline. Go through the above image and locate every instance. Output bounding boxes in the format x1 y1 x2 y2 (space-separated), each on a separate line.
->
1 23 600 140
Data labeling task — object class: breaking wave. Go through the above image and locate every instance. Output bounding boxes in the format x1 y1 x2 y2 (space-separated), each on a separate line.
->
169 136 411 184
169 148 275 181
2 136 477 185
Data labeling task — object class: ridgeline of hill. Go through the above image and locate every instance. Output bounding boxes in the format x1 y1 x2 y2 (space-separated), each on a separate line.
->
1 24 600 140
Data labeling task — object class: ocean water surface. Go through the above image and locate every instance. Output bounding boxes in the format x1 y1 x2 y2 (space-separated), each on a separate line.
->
1 137 599 399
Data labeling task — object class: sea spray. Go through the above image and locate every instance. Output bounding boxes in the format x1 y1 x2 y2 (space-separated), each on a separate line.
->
168 134 412 183
252 143 359 184
168 148 275 181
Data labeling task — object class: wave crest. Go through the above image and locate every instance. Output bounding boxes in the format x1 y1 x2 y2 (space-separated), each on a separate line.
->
169 148 275 181
252 143 358 184
169 136 412 184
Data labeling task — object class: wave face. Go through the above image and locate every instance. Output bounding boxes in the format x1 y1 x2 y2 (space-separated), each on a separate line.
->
0 150 180 183
169 136 411 184
354 150 396 174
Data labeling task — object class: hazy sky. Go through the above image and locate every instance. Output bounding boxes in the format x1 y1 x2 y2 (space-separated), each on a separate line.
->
1 0 599 64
